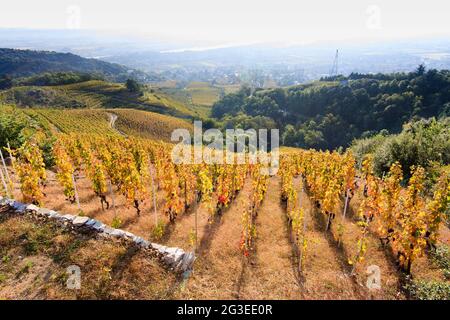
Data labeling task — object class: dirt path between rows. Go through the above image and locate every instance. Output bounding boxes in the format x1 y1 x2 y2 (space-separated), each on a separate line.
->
297 179 365 299
175 179 253 299
106 112 127 136
238 176 302 299
176 176 304 299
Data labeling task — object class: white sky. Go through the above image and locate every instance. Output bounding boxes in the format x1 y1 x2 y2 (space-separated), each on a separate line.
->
1 0 449 44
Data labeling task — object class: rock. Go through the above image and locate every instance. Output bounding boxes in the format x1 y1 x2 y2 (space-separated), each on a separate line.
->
48 212 59 218
102 226 115 235
85 219 97 227
165 247 180 255
181 252 196 271
174 259 184 271
26 204 39 212
109 229 125 238
37 208 53 216
72 216 90 227
163 255 175 265
162 249 184 268
60 214 76 221
151 243 163 250
173 251 184 264
12 201 27 213
123 231 135 239
156 245 168 254
2 197 195 274
140 240 150 249
91 221 105 231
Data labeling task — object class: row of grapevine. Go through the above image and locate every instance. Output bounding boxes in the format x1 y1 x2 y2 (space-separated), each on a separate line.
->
279 153 307 273
280 148 450 276
8 133 252 239
240 162 269 257
358 156 450 274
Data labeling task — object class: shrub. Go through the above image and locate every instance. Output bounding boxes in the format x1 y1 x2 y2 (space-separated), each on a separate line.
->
404 278 450 300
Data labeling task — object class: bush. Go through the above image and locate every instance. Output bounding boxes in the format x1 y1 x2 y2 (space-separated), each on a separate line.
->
431 245 450 279
352 117 450 180
0 106 55 167
16 72 104 86
404 278 450 300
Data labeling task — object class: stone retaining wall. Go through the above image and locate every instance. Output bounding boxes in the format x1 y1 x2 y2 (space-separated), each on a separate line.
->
0 197 195 273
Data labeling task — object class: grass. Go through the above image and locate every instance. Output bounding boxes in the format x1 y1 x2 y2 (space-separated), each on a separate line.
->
159 87 211 118
219 84 241 95
0 80 198 118
0 214 179 299
185 82 222 106
0 79 225 119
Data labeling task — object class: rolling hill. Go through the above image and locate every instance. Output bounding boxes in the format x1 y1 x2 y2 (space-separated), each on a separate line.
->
0 80 200 118
0 48 159 83
0 105 192 143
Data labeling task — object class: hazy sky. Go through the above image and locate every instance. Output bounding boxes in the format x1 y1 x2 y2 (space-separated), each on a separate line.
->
1 0 449 44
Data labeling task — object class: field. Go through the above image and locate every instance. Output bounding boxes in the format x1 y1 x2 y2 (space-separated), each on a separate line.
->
24 109 117 136
1 165 449 299
185 82 222 107
111 109 192 141
0 79 240 120
0 87 449 300
7 107 191 142
0 80 201 118
0 128 449 300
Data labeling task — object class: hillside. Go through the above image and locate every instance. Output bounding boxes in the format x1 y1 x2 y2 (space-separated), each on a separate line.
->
0 105 192 143
185 81 222 106
0 141 449 300
0 209 178 299
0 48 158 83
211 68 450 150
0 80 199 118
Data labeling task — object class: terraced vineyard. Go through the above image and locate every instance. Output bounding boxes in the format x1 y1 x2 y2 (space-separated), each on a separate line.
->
0 80 203 118
24 109 116 135
0 125 449 300
110 109 191 140
7 108 190 142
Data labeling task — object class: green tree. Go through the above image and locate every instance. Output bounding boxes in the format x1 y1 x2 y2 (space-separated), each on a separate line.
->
126 79 142 93
0 75 13 90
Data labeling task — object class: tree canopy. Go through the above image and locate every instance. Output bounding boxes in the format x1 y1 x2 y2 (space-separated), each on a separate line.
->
211 67 450 150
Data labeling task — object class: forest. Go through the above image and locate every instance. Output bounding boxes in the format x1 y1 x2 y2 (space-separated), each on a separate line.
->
211 66 450 150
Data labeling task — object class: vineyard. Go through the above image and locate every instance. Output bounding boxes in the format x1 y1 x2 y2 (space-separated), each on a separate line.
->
0 128 449 300
0 80 203 118
0 106 192 143
185 82 222 107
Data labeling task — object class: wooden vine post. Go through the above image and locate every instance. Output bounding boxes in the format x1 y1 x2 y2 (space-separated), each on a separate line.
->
149 163 158 226
0 165 9 198
108 179 117 219
71 173 81 212
342 188 350 219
